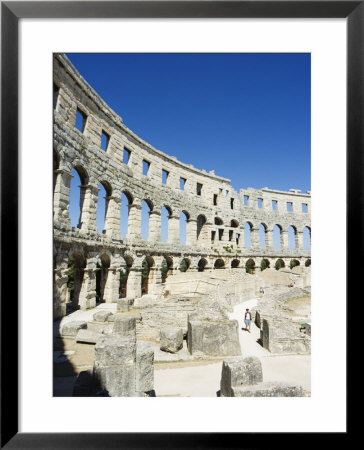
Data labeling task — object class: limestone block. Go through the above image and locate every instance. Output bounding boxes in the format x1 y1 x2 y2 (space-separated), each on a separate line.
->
95 363 137 397
94 334 136 367
107 314 115 322
187 320 241 357
160 327 183 353
76 328 102 344
117 298 130 312
101 324 114 335
220 356 263 397
231 382 305 397
262 318 310 354
61 321 87 337
136 342 154 393
113 316 136 334
93 310 112 322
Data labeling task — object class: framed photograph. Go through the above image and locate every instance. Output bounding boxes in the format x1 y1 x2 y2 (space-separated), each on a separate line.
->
1 1 356 447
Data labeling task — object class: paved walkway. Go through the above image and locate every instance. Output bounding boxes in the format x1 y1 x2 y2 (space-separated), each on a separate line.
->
154 298 311 396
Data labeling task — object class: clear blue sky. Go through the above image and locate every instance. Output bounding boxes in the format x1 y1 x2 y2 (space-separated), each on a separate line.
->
65 53 310 248
66 53 311 193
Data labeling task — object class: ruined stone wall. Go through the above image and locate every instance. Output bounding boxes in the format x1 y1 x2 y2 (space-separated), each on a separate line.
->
53 53 311 319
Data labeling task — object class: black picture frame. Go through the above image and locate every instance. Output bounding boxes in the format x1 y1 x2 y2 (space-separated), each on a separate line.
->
1 1 356 448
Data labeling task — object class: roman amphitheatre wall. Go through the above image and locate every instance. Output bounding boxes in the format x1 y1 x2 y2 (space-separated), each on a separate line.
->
53 53 311 319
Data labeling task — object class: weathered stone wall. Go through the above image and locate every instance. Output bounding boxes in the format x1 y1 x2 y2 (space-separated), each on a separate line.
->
53 53 311 319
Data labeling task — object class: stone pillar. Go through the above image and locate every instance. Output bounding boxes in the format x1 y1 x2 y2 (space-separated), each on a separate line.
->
78 256 97 310
103 266 120 303
148 210 161 242
127 204 142 240
294 230 299 250
80 184 99 232
186 219 197 246
251 227 260 249
53 169 72 230
202 221 212 246
168 215 180 244
104 195 121 238
297 230 304 249
126 267 142 298
53 253 68 320
281 230 289 250
148 257 164 295
266 229 274 249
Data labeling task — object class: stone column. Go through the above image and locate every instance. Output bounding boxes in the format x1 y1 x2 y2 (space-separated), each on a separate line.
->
103 266 120 303
126 267 142 298
297 230 304 249
80 184 99 232
53 253 68 320
201 221 212 247
104 195 121 238
281 230 289 250
148 256 164 295
168 215 180 244
251 227 260 249
127 204 142 240
186 219 197 246
294 230 300 250
53 169 72 230
148 210 161 242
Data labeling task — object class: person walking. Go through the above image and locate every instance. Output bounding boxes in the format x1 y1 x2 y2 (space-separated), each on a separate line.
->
244 308 252 332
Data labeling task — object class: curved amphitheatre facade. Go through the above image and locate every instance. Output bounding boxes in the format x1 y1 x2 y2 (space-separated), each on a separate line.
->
53 54 311 320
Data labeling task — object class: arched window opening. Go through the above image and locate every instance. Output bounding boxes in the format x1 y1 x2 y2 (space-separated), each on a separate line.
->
215 217 223 226
69 166 88 228
273 224 282 249
214 259 225 269
303 226 311 250
180 258 190 272
119 256 132 298
288 226 296 250
95 254 110 303
305 258 311 267
290 259 300 270
198 258 207 272
67 252 86 311
275 258 285 270
245 259 255 274
161 206 172 243
96 181 112 233
197 215 207 241
141 256 154 295
231 219 239 228
261 258 270 271
231 259 240 268
120 192 133 237
141 200 152 241
161 256 173 283
180 211 188 245
259 224 267 247
244 222 252 248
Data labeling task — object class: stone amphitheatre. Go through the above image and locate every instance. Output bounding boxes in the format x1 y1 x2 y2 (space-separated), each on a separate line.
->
53 53 311 397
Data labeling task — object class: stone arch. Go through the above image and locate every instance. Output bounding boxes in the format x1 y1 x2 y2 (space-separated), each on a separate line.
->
273 224 283 249
69 165 90 228
119 255 133 298
161 256 173 282
259 223 268 247
197 214 207 243
214 258 225 269
141 199 153 240
231 259 240 268
288 225 297 250
260 258 270 271
180 210 189 245
275 258 285 270
245 258 255 274
230 219 239 228
67 250 86 310
198 258 208 272
96 253 111 303
180 258 191 272
141 256 154 295
215 217 223 226
305 258 311 267
290 259 300 269
303 226 311 250
244 222 253 248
